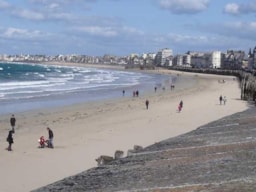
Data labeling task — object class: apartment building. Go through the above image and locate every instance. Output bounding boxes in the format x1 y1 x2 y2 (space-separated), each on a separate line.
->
222 50 245 70
155 48 173 66
189 51 222 69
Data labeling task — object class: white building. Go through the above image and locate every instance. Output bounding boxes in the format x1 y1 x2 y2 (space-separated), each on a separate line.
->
174 54 191 67
211 51 221 68
155 48 173 66
190 51 222 68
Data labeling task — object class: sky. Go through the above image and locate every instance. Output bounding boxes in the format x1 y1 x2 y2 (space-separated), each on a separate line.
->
0 0 256 56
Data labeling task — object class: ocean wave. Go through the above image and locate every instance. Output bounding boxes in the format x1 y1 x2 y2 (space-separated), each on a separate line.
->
0 62 169 110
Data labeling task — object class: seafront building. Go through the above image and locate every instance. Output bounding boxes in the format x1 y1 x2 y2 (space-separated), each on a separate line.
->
211 51 222 69
221 50 246 70
155 48 173 66
248 47 256 70
0 46 255 71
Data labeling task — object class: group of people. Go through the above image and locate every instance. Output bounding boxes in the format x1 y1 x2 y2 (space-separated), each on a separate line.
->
144 99 184 112
133 90 139 97
219 95 227 105
6 114 54 151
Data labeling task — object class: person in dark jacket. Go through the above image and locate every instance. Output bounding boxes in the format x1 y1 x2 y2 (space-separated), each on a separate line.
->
47 127 54 148
145 99 149 109
7 130 14 151
10 114 16 133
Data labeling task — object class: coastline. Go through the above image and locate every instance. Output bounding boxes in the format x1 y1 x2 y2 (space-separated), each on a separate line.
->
0 63 249 192
0 62 168 115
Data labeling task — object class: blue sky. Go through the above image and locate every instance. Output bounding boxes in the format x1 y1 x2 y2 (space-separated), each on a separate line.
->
0 0 255 56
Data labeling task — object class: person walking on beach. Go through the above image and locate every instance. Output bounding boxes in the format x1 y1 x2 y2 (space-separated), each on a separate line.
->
47 127 54 148
178 103 182 112
219 95 223 105
136 90 139 97
122 90 125 96
179 100 183 109
178 100 183 112
10 114 16 133
223 96 227 105
145 99 149 110
6 130 14 151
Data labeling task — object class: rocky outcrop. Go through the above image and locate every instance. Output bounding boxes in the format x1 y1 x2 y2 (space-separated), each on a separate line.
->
33 105 256 192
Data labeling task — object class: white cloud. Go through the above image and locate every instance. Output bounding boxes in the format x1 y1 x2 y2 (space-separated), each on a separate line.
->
122 26 144 35
12 9 45 20
50 12 74 20
224 3 240 15
1 27 44 39
0 0 10 9
75 26 118 37
226 21 256 35
224 1 256 15
48 3 60 9
167 33 208 42
158 0 210 14
197 21 256 42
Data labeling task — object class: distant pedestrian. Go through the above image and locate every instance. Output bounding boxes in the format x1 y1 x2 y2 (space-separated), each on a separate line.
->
178 104 182 112
154 86 157 92
219 95 223 105
178 100 183 112
133 91 136 97
179 100 183 109
136 90 139 97
10 114 16 133
145 99 149 109
6 130 14 151
122 90 125 96
223 96 227 105
47 127 54 148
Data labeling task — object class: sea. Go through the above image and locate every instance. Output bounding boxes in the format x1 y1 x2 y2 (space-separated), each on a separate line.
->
0 62 192 115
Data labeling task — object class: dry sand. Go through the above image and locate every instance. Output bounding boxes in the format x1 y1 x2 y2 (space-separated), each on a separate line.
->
0 66 248 192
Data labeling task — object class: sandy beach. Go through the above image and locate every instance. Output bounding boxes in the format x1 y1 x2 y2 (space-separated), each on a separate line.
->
0 66 248 192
